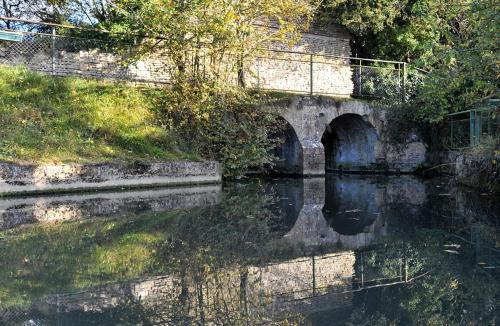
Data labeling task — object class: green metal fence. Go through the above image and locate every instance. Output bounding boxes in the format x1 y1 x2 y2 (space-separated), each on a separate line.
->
444 99 500 149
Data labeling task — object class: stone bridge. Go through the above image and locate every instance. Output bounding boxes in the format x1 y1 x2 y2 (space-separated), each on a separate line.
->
269 96 426 175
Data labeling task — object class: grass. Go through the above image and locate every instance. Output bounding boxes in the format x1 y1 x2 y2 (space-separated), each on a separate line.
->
0 66 198 164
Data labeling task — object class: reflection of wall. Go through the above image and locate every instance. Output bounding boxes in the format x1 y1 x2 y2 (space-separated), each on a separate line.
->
0 161 221 195
38 252 355 324
247 253 354 317
0 185 221 230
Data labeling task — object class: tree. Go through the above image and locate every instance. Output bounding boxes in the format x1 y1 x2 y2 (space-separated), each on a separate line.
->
100 0 319 176
104 0 317 85
321 0 498 122
414 0 499 121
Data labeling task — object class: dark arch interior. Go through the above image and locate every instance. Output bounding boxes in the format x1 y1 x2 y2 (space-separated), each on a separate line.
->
321 114 378 172
271 118 303 175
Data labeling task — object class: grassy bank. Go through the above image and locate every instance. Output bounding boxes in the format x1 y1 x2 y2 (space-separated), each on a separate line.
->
0 66 197 164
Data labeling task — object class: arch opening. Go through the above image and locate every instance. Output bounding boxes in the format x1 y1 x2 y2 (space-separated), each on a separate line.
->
270 118 303 175
321 114 378 172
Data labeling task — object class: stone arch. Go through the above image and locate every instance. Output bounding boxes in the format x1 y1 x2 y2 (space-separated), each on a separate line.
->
270 117 303 175
321 114 378 172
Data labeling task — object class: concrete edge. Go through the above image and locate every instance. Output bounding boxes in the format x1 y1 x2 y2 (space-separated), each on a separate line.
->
0 161 222 197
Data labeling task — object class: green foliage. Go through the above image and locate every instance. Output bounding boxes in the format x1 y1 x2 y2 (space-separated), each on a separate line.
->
322 0 476 65
346 228 499 325
457 137 500 192
150 82 284 177
0 213 170 307
0 66 195 163
103 0 317 86
87 0 318 177
414 0 499 121
322 0 499 122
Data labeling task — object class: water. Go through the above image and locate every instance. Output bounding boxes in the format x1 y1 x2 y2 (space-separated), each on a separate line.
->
0 175 498 325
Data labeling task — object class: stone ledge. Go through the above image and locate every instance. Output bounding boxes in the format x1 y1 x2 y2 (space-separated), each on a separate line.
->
0 161 221 196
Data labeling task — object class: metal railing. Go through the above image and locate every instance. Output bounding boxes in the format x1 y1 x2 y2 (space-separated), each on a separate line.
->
444 99 499 148
250 48 409 101
0 17 415 101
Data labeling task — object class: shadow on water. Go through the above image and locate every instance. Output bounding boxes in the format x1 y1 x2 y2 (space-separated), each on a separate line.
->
0 175 498 325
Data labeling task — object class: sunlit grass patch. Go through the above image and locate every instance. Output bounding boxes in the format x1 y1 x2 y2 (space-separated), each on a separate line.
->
0 66 197 163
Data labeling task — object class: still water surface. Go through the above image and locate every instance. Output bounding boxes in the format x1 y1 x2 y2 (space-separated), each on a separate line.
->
0 175 498 325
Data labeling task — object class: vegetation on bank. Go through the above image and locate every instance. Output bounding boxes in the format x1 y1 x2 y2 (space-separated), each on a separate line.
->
1 1 497 178
0 67 283 176
0 66 196 164
320 0 499 122
456 137 500 192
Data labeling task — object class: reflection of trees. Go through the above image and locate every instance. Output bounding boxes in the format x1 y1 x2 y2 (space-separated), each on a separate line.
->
1 177 498 325
343 227 499 325
149 180 303 324
0 179 295 324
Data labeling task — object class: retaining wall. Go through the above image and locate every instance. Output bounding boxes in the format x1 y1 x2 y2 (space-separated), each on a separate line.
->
0 161 221 196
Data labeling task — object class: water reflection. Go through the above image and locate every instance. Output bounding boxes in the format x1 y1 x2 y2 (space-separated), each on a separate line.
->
0 175 498 325
0 185 222 231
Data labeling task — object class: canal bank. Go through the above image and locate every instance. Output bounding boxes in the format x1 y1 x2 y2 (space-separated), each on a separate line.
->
0 161 221 196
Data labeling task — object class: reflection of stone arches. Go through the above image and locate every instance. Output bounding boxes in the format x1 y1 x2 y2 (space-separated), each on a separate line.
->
322 174 379 235
322 114 378 171
282 177 384 252
281 175 429 252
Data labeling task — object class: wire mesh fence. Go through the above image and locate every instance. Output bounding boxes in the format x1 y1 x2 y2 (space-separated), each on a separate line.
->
0 19 412 101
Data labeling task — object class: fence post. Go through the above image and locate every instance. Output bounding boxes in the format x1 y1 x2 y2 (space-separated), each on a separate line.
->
402 62 407 103
312 255 316 295
358 59 362 96
404 257 408 282
309 54 313 96
51 26 56 75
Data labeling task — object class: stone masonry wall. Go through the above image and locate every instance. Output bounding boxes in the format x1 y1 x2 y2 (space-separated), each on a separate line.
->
270 97 427 175
245 25 353 96
0 25 353 95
